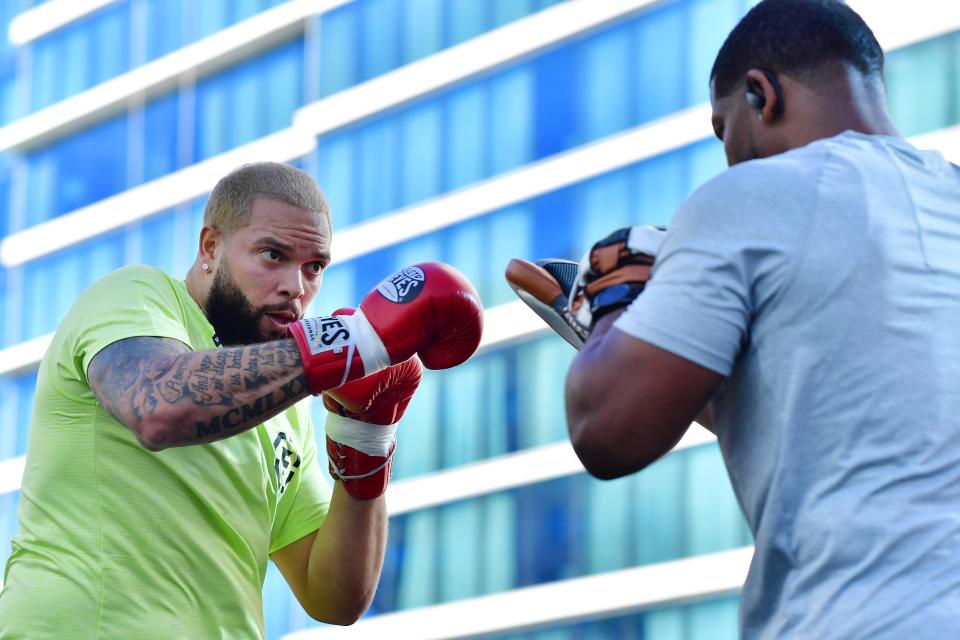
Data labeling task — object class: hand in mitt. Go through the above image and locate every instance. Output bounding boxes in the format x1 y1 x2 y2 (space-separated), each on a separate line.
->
505 226 665 349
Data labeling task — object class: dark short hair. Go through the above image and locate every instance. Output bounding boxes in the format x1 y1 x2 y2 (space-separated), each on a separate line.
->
710 0 884 99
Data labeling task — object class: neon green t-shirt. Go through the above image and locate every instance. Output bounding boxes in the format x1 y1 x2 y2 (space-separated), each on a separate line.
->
0 265 331 639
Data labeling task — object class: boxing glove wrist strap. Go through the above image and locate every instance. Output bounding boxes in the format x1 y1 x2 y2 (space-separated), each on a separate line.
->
343 309 392 378
291 308 393 393
324 412 397 457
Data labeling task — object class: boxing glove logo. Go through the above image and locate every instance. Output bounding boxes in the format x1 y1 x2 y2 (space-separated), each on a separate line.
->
298 316 352 355
376 266 426 304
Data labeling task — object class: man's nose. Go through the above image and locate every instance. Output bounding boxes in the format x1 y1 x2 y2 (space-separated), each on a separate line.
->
279 267 305 299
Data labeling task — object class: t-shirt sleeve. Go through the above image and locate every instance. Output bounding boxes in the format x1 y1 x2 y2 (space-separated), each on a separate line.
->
72 265 194 381
270 404 332 553
614 160 814 376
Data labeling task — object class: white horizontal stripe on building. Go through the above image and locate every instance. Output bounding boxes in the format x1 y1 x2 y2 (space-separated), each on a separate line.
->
8 0 118 46
282 546 753 639
0 456 25 495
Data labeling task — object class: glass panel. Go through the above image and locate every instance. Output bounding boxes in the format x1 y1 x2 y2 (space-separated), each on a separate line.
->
356 119 400 221
399 102 442 206
91 4 130 86
580 25 632 140
197 0 230 39
262 39 304 135
20 233 123 342
492 0 534 28
142 92 180 182
489 67 534 174
139 212 178 273
635 2 686 122
486 597 740 640
886 35 953 136
0 492 20 570
23 116 127 225
15 372 38 456
30 39 58 111
686 0 742 105
361 0 401 80
145 0 184 61
0 377 18 459
231 67 261 148
316 132 357 228
194 74 229 161
402 0 442 64
447 0 487 45
445 85 486 190
61 27 90 99
375 447 750 613
318 7 358 97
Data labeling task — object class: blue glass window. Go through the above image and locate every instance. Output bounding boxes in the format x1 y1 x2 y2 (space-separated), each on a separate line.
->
145 0 184 62
0 492 20 571
0 371 39 457
28 1 132 111
194 38 304 162
371 446 751 615
23 115 127 227
20 232 124 342
142 92 180 182
885 31 960 137
316 0 570 99
489 597 740 640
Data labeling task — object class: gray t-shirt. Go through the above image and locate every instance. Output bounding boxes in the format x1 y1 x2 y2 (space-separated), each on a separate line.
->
616 130 960 638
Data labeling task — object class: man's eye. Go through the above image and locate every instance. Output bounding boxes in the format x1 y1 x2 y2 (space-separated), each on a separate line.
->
262 249 281 261
308 262 324 274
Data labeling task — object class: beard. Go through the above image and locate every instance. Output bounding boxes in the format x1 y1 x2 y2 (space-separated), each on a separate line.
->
205 260 273 347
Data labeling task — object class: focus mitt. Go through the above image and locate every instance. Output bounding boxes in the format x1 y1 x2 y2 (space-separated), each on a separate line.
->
505 226 665 349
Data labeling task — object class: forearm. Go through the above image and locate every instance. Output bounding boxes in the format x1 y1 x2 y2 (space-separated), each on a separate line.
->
566 311 624 465
305 482 387 624
574 310 715 431
99 338 310 449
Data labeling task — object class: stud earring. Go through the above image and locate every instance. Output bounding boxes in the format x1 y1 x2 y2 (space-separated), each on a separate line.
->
202 263 210 271
757 113 764 122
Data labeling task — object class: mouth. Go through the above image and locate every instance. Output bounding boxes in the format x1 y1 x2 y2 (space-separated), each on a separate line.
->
264 312 297 334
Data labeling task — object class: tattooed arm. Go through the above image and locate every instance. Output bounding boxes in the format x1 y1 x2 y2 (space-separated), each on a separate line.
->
88 337 310 450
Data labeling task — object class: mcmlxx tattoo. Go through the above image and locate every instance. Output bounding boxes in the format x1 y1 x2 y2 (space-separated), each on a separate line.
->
88 337 309 448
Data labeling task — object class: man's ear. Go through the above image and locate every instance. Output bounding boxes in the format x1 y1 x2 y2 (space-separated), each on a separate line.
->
745 68 783 122
199 225 223 268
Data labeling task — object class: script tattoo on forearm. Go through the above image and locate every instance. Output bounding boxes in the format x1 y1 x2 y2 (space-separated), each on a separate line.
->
89 337 307 447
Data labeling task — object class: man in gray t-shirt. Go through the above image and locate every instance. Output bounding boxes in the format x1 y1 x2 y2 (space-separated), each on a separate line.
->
562 1 960 637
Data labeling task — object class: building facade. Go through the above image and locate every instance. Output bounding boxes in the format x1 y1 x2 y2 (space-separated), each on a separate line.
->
0 0 958 638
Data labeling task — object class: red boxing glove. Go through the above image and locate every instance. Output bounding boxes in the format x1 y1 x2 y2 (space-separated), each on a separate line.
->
289 262 483 395
323 349 423 500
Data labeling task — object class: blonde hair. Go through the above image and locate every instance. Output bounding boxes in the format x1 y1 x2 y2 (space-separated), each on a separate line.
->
204 162 330 234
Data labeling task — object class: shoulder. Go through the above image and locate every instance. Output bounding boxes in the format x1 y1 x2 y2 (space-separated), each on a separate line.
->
688 145 826 215
667 143 832 246
89 264 176 292
72 265 181 315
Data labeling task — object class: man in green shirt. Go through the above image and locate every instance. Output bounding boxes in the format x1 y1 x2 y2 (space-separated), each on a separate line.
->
0 162 483 638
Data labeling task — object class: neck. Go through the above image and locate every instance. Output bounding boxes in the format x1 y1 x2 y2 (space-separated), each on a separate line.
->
185 265 209 315
781 71 900 149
